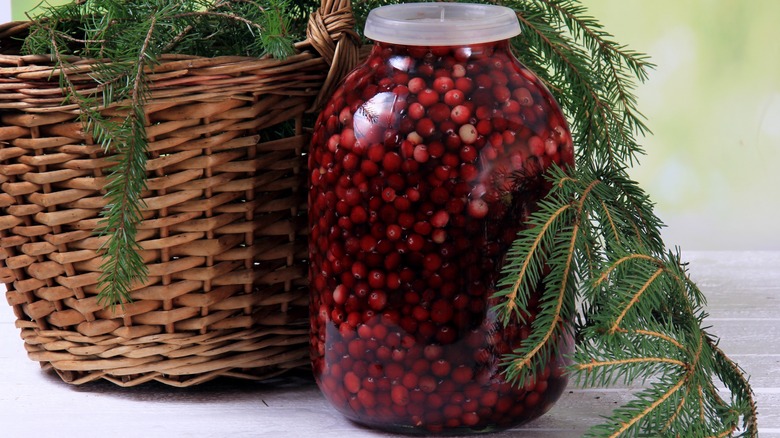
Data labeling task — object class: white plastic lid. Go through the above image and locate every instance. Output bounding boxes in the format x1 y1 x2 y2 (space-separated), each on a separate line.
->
364 3 521 46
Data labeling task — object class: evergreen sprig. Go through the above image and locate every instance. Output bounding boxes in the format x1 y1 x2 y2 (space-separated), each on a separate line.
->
487 1 757 435
22 0 303 307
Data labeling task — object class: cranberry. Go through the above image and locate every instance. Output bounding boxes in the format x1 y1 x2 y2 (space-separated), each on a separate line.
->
408 77 426 94
467 199 489 218
368 291 388 311
444 89 465 106
415 118 436 137
351 262 367 280
529 135 545 157
459 145 478 163
431 359 452 377
493 85 511 102
392 385 411 406
430 210 449 228
382 152 402 172
333 284 348 305
381 187 396 202
382 216 404 237
430 299 452 323
433 76 455 94
368 271 386 289
452 366 474 384
417 89 440 107
344 371 361 394
428 103 451 123
413 144 430 163
407 234 425 252
514 87 533 106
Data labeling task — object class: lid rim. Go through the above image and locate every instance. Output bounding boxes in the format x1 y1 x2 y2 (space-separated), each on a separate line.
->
364 3 521 47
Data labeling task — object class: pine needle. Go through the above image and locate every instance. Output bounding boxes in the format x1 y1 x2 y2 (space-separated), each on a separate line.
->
23 0 302 307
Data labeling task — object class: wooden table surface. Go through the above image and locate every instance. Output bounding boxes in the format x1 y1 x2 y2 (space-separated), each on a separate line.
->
1 251 778 437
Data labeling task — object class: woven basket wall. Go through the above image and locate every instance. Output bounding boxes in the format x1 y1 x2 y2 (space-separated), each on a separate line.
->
0 0 359 387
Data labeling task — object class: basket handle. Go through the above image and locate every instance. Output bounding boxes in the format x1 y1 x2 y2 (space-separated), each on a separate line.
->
306 0 361 111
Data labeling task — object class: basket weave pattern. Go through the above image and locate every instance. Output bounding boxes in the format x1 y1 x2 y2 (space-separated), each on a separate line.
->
0 1 358 387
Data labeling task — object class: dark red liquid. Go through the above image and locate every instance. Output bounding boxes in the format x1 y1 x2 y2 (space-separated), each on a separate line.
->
309 40 574 434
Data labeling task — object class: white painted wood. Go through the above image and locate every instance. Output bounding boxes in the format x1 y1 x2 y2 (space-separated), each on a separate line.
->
0 4 10 25
1 251 778 437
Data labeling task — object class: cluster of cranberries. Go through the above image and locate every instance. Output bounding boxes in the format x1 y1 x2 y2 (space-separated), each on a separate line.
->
309 40 574 434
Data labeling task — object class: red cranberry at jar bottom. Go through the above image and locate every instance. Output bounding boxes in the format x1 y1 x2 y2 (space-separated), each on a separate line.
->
314 334 572 432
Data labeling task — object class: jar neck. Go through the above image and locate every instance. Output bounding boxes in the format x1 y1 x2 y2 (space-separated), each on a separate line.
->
371 39 513 61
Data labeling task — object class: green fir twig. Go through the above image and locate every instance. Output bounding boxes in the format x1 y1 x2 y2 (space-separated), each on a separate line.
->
22 0 303 307
488 1 757 435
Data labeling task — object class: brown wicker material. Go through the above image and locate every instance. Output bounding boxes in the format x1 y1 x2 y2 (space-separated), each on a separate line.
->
0 0 359 387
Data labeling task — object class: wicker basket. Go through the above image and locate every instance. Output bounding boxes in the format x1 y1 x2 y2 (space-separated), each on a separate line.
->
0 0 359 387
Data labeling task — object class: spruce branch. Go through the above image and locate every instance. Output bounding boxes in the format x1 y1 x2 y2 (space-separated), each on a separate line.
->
533 0 653 136
94 11 158 308
22 0 301 307
486 1 756 435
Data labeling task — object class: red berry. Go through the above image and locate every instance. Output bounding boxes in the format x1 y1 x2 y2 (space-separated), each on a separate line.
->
428 103 451 123
450 105 471 125
459 145 477 163
382 187 396 202
368 290 387 310
525 391 541 407
455 77 474 94
401 373 418 389
357 389 375 408
424 253 443 272
415 118 436 137
452 365 474 384
350 206 368 224
493 85 511 102
367 143 385 162
342 152 359 171
382 152 402 172
413 144 429 163
529 135 545 157
417 89 440 107
408 102 425 120
545 137 558 155
444 89 465 106
368 270 386 289
458 124 478 144
431 210 449 228
462 412 480 427
408 77 426 94
476 119 492 136
391 385 410 406
333 284 348 305
407 234 425 252
514 87 534 106
352 261 367 279
344 371 360 393
467 199 489 218
419 375 437 393
413 221 432 236
433 76 455 94
431 359 452 377
432 229 447 244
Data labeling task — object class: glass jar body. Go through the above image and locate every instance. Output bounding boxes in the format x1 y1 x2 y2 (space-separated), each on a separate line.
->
309 40 574 434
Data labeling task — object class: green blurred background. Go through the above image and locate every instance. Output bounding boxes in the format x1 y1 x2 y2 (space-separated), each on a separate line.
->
5 0 780 250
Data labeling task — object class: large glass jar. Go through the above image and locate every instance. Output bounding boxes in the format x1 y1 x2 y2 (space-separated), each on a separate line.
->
309 3 574 434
